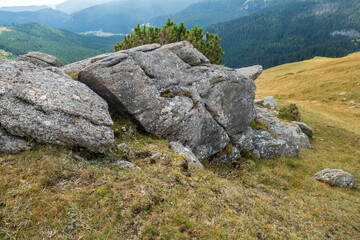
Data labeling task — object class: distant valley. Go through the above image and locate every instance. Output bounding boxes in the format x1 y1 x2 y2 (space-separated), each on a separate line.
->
0 0 360 68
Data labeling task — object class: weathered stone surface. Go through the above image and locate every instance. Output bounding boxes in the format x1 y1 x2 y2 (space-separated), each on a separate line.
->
162 41 209 66
79 41 256 160
0 59 114 153
236 65 263 81
234 127 287 159
61 53 112 74
169 141 204 168
292 121 314 138
113 160 141 170
255 96 277 110
232 106 311 159
314 169 357 189
0 126 33 154
17 52 63 68
255 106 311 156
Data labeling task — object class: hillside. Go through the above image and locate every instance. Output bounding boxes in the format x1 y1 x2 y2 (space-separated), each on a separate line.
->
256 51 360 134
0 23 118 64
150 0 292 28
206 0 360 68
1 47 360 239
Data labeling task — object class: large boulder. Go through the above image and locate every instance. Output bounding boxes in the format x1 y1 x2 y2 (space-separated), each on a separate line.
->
314 169 357 189
0 59 114 153
78 41 256 160
17 51 63 68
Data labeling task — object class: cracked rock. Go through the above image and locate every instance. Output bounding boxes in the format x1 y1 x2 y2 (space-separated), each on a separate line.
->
0 59 114 153
79 41 256 160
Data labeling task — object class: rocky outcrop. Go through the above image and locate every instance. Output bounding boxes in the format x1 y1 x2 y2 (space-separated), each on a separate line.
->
314 169 357 189
17 51 63 68
169 141 204 168
255 96 277 110
78 41 256 160
236 65 263 81
233 106 311 159
0 59 114 153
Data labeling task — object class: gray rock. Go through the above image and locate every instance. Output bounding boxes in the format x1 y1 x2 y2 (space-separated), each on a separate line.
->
232 106 311 159
169 141 204 168
162 41 209 66
234 127 287 159
255 96 277 110
61 53 112 74
17 52 63 68
0 59 114 153
314 169 357 189
292 121 314 138
79 41 256 160
235 65 263 81
255 106 311 156
113 160 141 170
0 126 33 154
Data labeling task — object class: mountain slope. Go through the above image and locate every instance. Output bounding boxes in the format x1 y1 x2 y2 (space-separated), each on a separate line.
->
0 5 49 12
150 0 292 28
0 8 68 28
206 0 360 68
0 0 198 34
0 23 119 64
56 0 121 14
256 52 360 134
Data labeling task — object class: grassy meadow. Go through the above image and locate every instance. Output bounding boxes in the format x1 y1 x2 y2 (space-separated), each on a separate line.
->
1 54 360 239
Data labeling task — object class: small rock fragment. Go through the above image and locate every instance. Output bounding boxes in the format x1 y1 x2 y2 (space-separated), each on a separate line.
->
313 169 357 189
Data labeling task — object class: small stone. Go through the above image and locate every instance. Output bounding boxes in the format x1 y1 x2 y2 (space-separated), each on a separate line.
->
339 92 346 95
169 141 204 168
113 160 141 170
313 169 357 189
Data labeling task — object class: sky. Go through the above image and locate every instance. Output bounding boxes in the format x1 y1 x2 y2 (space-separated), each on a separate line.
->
0 0 66 7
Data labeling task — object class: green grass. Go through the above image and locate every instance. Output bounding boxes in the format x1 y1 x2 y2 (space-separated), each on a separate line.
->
1 106 359 239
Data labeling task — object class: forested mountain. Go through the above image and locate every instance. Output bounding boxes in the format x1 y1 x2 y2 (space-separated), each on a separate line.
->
0 9 68 28
150 0 293 28
205 0 360 68
0 23 119 64
0 0 198 34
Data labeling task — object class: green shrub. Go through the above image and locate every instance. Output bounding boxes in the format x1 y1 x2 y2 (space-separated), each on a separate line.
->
114 19 224 65
278 103 301 121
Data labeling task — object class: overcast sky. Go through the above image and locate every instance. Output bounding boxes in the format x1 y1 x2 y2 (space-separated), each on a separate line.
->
0 0 66 7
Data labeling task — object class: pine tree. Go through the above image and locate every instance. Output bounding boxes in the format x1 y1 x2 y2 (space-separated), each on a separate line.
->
114 19 224 64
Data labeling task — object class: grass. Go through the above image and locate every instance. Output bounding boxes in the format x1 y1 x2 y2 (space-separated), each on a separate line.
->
256 52 360 134
1 55 360 239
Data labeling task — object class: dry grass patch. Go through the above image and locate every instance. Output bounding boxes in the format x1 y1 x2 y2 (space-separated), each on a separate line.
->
1 110 360 239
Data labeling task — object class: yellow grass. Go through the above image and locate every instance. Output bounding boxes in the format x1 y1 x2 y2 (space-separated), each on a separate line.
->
0 27 11 34
256 52 360 134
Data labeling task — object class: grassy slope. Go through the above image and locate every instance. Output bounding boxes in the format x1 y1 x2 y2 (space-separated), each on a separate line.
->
256 52 360 135
1 59 360 238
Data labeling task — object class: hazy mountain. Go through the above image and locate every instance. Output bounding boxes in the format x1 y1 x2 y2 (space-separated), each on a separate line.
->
56 0 122 14
205 0 360 68
0 8 68 27
0 5 49 12
0 0 198 33
150 0 293 28
0 22 119 64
